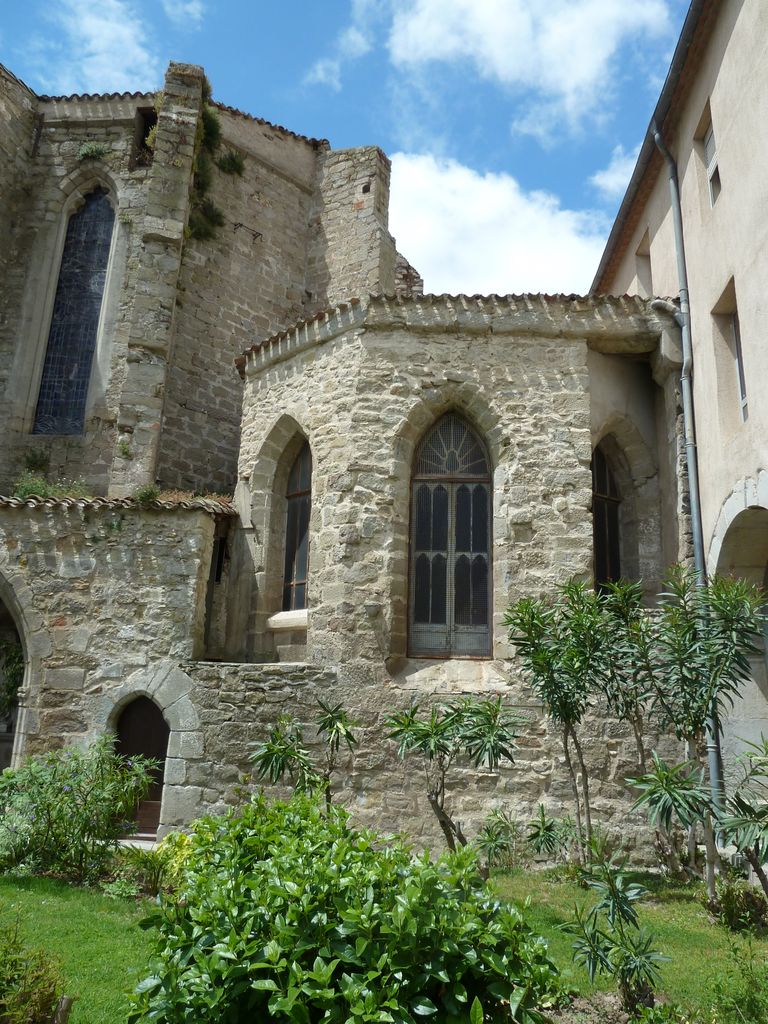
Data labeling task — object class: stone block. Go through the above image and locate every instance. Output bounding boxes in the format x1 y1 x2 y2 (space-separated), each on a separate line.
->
45 667 85 691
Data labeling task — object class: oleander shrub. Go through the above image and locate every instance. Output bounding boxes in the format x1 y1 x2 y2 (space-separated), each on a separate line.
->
130 795 564 1023
0 736 156 884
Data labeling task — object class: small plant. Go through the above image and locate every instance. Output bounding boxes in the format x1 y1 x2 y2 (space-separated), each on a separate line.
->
0 736 156 883
100 877 141 900
0 916 65 1023
527 804 573 861
476 808 527 870
23 449 49 475
215 149 245 175
117 440 133 460
250 699 358 808
386 697 520 852
120 844 174 897
77 141 109 161
132 484 160 506
710 932 768 1023
11 472 92 500
188 197 225 240
562 856 669 1014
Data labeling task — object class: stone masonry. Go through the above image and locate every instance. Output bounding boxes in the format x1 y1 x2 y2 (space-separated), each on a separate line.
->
0 60 689 852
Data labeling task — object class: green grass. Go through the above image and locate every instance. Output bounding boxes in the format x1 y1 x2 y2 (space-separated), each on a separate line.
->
494 867 768 1013
0 875 154 1024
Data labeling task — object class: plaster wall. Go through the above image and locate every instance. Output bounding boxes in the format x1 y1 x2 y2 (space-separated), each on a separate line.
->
604 0 768 556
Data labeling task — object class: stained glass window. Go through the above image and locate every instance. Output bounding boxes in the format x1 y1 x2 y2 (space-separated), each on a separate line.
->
33 188 115 435
592 444 621 590
409 414 492 657
283 442 312 611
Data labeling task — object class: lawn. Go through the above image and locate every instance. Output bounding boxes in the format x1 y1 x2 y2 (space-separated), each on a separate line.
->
495 867 768 1014
0 875 155 1024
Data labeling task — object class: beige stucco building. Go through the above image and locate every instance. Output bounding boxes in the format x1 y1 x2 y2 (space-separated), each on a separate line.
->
593 0 768 761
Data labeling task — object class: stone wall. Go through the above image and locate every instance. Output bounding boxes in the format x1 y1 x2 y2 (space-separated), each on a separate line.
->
0 67 36 430
0 79 156 493
176 660 679 856
155 109 322 494
0 498 223 762
307 147 397 309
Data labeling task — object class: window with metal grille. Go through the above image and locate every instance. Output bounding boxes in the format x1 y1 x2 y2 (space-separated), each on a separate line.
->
409 413 492 657
33 187 115 435
592 444 621 590
282 442 312 611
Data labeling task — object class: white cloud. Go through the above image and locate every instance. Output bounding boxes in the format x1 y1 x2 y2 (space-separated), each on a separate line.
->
389 152 608 295
162 0 205 29
38 0 160 94
388 0 672 135
304 0 383 90
590 144 641 200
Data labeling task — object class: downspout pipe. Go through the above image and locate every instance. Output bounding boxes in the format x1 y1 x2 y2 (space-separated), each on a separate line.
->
650 122 726 819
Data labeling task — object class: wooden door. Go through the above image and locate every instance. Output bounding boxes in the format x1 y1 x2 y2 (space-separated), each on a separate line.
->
116 697 169 838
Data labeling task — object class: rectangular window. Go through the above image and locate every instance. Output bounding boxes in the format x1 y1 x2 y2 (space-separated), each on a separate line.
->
698 106 721 207
730 311 748 420
712 279 748 423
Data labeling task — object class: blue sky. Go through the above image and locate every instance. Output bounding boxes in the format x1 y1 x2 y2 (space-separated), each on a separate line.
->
1 1 690 295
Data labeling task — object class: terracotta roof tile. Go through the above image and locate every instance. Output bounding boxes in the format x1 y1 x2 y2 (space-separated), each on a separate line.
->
0 495 236 516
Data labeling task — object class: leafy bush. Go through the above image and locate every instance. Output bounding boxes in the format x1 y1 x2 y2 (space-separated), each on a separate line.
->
132 484 160 506
713 876 768 931
0 736 156 883
476 809 528 870
0 916 64 1023
77 141 109 161
130 795 564 1023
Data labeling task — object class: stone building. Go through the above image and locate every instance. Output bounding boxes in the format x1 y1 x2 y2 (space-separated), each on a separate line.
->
0 35 723 845
592 0 768 766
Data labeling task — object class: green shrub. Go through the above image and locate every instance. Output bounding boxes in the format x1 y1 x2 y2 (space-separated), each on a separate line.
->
11 472 91 500
0 736 156 883
77 141 109 161
119 844 174 897
132 484 160 506
130 795 564 1023
215 149 245 175
0 916 64 1023
713 876 768 931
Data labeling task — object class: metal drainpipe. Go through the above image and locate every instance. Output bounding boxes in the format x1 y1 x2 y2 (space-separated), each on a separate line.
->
650 121 726 817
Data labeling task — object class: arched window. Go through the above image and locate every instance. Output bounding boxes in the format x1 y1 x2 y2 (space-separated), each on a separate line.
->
409 413 492 657
592 443 621 589
282 442 312 611
33 187 115 435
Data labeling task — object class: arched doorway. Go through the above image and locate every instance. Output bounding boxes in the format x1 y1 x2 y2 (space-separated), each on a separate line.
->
0 601 22 770
116 697 170 838
715 505 768 775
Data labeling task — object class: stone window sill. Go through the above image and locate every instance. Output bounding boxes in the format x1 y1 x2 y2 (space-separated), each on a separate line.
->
267 609 308 632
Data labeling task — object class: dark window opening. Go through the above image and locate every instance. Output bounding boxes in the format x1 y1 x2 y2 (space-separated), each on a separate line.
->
33 188 115 435
409 413 492 657
131 107 157 168
592 444 621 590
282 442 312 611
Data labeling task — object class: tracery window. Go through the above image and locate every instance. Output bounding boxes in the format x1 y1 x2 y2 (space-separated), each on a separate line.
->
409 413 492 657
282 442 312 611
592 443 621 589
33 187 115 435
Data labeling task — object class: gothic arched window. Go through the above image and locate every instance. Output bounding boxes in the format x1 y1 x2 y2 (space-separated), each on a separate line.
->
592 443 621 589
282 442 312 611
409 413 492 657
33 187 115 435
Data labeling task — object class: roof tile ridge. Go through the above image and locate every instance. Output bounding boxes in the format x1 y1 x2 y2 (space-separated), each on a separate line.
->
212 100 328 147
